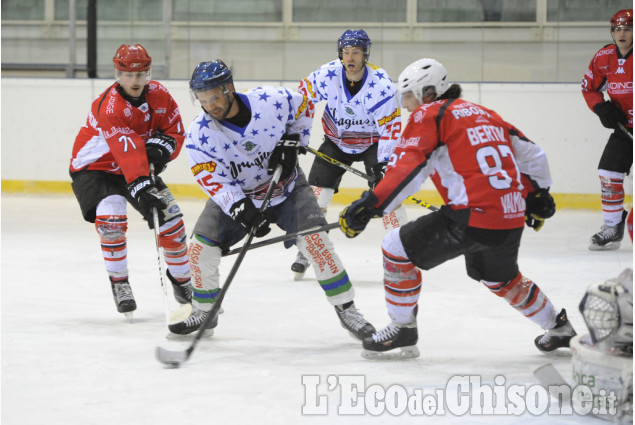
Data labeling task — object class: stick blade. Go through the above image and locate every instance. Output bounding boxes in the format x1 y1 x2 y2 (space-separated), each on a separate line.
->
155 345 191 368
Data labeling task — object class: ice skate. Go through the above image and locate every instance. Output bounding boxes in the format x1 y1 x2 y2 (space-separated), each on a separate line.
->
589 210 627 251
110 279 136 320
166 270 192 304
335 302 375 341
168 305 217 336
535 309 577 352
362 321 420 359
291 251 310 281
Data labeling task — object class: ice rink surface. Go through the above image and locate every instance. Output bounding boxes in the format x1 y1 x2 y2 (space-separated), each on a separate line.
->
2 194 632 425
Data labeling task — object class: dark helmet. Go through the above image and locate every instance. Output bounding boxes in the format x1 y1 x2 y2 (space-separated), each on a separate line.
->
611 9 633 29
189 60 233 92
112 44 151 72
337 29 372 61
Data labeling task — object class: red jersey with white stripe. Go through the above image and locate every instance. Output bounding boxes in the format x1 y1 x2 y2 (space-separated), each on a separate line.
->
70 81 185 183
372 98 552 230
581 44 633 127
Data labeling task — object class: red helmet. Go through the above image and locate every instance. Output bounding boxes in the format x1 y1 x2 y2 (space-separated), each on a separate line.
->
112 44 151 72
610 9 633 28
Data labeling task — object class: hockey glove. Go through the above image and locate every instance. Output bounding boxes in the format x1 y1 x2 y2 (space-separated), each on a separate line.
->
593 101 626 130
339 191 382 238
230 197 271 238
371 161 388 188
127 176 170 226
146 132 176 174
525 188 556 231
268 133 300 181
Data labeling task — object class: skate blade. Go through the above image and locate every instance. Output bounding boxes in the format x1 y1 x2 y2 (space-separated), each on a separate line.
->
361 345 420 360
169 303 193 324
123 312 134 323
165 328 214 341
293 271 306 281
588 241 621 251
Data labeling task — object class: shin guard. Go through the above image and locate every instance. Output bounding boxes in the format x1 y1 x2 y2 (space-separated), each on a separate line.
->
599 169 626 226
297 231 354 306
158 217 190 281
95 195 129 280
312 186 335 214
382 229 421 324
381 204 408 231
482 272 557 329
188 234 221 312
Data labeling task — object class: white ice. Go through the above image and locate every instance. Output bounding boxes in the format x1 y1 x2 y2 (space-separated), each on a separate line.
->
2 194 632 425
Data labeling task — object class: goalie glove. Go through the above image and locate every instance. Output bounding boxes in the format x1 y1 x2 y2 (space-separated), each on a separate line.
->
146 132 176 174
525 188 556 231
339 191 382 238
593 101 626 130
268 133 300 181
229 197 271 238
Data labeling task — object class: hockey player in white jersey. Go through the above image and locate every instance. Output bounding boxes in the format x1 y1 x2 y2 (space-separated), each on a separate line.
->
291 29 407 279
169 60 375 340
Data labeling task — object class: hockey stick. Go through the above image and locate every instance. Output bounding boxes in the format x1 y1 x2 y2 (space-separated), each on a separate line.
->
155 165 284 367
617 122 633 141
223 222 340 256
304 146 439 212
149 164 171 324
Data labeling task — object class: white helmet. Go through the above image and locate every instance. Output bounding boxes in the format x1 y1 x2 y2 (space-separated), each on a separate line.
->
397 58 449 102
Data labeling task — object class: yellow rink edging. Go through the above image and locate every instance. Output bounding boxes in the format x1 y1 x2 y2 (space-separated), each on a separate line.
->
2 180 631 211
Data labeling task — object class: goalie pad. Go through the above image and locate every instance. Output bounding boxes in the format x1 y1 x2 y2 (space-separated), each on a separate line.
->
579 268 633 355
570 334 633 423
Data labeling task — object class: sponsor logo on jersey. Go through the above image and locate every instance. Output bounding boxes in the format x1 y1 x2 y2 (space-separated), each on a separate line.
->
106 95 117 114
191 161 217 175
229 151 270 179
377 109 401 126
295 95 309 119
123 108 132 118
102 126 134 139
155 108 167 114
144 113 151 122
398 136 420 148
608 81 633 94
344 106 355 116
500 192 526 215
139 103 149 113
413 110 424 123
617 67 625 74
336 116 372 129
242 140 258 152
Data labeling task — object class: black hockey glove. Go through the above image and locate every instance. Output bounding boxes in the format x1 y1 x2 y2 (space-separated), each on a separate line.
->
126 176 170 225
525 188 556 231
339 191 382 238
593 101 626 130
268 133 300 181
371 161 388 188
230 197 271 238
146 132 176 174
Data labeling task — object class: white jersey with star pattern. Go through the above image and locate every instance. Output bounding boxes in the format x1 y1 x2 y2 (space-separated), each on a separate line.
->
298 60 401 162
185 86 313 216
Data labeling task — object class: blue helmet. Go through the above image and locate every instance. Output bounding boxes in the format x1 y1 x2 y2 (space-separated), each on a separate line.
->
189 60 233 92
337 29 372 61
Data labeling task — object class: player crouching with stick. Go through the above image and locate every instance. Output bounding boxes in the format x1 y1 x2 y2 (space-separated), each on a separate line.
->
339 58 577 359
168 60 375 340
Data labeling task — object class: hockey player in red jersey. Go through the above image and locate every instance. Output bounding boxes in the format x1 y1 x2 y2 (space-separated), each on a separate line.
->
69 44 192 319
339 58 576 359
582 9 633 250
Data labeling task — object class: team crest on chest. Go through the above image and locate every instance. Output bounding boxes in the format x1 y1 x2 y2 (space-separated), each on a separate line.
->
242 140 258 152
